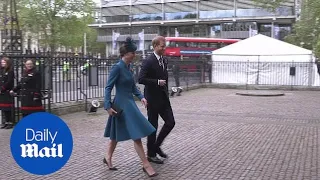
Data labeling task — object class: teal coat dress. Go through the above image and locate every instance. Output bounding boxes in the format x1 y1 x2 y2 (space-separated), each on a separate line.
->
104 60 156 142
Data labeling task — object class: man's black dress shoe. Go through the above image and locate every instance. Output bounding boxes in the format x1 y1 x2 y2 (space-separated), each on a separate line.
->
147 156 164 164
156 148 168 158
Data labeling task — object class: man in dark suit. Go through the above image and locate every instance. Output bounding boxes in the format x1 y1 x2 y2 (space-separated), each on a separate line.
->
138 36 175 164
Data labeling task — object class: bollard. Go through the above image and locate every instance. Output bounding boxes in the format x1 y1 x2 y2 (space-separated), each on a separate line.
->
89 66 98 86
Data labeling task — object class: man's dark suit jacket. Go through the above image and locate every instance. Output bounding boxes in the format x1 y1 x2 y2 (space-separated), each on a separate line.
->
138 53 169 108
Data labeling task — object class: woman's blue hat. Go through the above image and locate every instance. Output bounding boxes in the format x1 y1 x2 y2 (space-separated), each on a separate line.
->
124 37 137 52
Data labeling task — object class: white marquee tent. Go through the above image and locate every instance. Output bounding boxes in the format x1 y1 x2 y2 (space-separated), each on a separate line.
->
211 34 319 86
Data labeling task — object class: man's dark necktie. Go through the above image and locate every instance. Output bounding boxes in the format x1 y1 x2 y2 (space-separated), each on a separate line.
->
159 57 164 71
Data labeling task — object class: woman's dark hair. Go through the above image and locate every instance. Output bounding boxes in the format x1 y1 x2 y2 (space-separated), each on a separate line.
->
25 59 35 65
119 37 137 57
119 46 128 57
1 57 13 72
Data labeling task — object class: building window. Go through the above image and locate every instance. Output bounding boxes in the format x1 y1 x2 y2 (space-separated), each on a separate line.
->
211 25 221 33
259 24 272 37
278 25 292 40
132 13 163 21
222 22 257 31
193 25 207 37
144 26 158 34
105 15 130 23
236 7 293 17
165 12 197 20
199 10 234 19
169 26 193 36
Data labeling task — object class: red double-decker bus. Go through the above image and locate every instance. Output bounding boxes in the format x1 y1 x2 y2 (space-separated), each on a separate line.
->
164 37 240 72
164 37 240 57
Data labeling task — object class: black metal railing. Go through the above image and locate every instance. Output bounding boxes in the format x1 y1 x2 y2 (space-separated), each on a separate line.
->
8 55 318 108
5 55 210 111
3 53 318 123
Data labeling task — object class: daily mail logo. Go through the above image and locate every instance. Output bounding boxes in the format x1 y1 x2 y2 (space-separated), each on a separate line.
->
21 129 63 158
10 112 73 175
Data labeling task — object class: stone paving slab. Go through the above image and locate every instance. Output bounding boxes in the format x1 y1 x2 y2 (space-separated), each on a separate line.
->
0 88 319 180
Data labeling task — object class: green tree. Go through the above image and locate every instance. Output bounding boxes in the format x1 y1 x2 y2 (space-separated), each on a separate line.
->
284 0 320 57
17 0 95 53
85 27 106 57
253 0 320 57
52 15 105 56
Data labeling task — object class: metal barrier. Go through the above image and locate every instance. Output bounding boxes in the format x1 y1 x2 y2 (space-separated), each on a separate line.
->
211 61 318 87
2 55 209 117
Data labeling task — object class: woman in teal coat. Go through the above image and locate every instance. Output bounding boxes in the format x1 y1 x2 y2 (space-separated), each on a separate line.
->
103 37 158 177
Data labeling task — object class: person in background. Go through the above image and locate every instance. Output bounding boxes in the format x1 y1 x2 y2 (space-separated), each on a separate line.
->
10 59 44 117
0 57 15 129
81 59 91 75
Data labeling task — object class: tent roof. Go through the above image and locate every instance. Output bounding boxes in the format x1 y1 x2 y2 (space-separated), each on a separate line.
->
212 34 312 56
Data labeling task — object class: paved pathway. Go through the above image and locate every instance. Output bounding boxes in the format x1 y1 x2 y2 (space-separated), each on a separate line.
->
0 88 319 180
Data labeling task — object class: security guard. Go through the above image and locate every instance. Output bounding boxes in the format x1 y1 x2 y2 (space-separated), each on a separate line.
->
0 57 14 129
10 59 44 117
82 60 91 75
